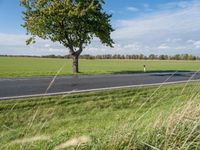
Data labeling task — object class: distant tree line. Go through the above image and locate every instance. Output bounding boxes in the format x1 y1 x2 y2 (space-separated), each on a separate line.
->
0 54 200 60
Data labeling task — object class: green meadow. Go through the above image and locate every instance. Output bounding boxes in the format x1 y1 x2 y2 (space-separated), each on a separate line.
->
1 82 200 149
0 56 200 77
1 56 200 149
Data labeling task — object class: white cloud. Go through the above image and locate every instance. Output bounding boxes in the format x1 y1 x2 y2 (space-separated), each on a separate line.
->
124 44 139 50
114 6 200 40
127 6 139 12
158 1 196 10
187 40 194 44
0 33 68 56
185 40 200 49
193 41 200 48
1 0 200 56
0 33 27 46
166 38 182 43
143 4 149 8
143 3 153 11
111 0 200 55
44 44 50 48
157 44 169 50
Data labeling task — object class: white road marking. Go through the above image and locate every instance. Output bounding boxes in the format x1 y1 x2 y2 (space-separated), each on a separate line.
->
0 79 200 100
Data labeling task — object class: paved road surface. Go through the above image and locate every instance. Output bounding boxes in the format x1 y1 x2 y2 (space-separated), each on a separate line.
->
0 72 200 100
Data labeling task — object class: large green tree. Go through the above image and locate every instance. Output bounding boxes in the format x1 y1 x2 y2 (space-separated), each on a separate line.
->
21 0 114 73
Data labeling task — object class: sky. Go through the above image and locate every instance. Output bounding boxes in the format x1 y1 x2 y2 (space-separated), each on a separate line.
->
0 0 200 56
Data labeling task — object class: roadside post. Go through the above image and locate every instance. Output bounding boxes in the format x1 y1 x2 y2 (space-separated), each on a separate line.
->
144 65 146 72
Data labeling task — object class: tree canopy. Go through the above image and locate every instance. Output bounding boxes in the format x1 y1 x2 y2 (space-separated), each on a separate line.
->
21 0 114 55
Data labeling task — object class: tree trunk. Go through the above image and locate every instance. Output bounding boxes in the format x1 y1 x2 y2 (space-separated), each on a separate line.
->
72 55 79 74
70 43 83 74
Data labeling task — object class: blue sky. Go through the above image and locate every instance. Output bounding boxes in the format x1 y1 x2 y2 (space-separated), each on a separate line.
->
0 0 181 34
0 0 24 34
0 0 200 56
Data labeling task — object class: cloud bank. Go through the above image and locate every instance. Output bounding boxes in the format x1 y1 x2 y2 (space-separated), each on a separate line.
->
1 0 200 56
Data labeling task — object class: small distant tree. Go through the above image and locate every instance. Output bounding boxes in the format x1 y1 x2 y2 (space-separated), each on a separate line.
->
149 54 156 60
21 0 114 73
174 54 181 60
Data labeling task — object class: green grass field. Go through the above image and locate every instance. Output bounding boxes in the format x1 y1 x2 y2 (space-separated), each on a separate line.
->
1 57 200 77
1 82 200 149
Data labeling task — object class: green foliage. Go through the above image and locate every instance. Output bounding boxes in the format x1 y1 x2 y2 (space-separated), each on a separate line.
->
21 0 114 54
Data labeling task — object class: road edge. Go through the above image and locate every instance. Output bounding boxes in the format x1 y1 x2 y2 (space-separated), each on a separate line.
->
0 79 200 101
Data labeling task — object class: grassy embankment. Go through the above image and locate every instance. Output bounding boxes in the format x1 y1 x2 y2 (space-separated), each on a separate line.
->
1 82 200 149
1 56 200 77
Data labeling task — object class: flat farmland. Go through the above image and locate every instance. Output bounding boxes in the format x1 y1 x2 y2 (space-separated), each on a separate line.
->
0 57 200 77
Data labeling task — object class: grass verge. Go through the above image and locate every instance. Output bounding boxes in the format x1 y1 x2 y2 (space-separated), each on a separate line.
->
1 82 200 149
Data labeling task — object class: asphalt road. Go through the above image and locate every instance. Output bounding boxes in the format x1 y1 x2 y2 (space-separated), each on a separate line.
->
0 72 200 100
